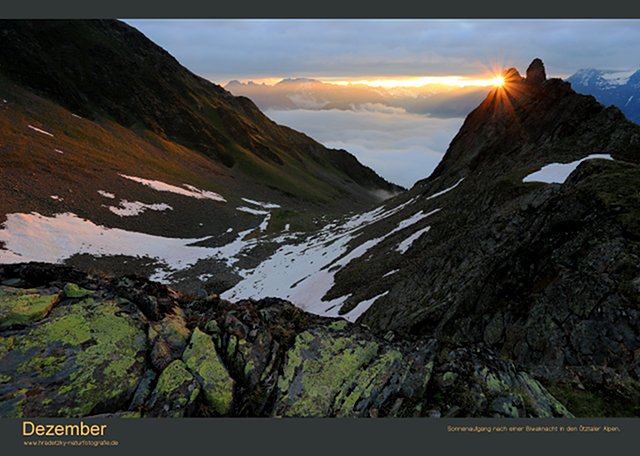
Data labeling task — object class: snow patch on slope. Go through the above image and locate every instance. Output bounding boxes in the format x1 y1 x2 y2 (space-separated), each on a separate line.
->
237 206 269 216
600 70 635 87
523 154 613 184
120 174 226 202
241 198 281 209
0 212 213 271
343 291 389 323
98 190 116 199
0 212 266 283
426 178 464 200
27 125 54 137
222 202 438 317
108 200 173 217
397 226 431 254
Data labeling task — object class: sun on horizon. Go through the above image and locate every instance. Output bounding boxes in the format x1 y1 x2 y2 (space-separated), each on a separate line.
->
492 75 505 87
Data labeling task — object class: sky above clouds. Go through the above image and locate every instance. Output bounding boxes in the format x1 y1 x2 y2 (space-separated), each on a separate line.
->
126 19 640 83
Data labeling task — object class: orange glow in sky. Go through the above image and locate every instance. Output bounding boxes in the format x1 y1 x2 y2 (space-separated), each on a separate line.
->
230 73 508 89
491 75 505 87
325 75 505 88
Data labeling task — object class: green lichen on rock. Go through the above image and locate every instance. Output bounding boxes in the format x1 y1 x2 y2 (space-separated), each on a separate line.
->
63 283 94 299
227 335 238 357
474 368 572 417
243 359 256 377
491 396 521 417
328 320 348 332
0 336 14 358
0 298 147 417
146 360 200 417
155 360 195 397
149 311 191 370
150 311 190 351
182 328 234 415
204 319 220 337
478 367 509 394
275 330 380 416
442 371 458 386
0 286 60 329
334 349 403 416
516 373 572 418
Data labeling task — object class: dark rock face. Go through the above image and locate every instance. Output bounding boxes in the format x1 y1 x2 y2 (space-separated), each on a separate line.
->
526 58 547 84
0 263 571 418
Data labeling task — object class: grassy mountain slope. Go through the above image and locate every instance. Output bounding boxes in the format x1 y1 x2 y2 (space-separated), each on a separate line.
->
0 20 402 223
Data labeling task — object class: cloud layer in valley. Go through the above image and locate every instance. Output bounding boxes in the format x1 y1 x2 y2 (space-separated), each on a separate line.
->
266 108 464 188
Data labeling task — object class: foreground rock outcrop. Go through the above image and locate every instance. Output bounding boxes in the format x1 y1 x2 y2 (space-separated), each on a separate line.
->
0 263 572 418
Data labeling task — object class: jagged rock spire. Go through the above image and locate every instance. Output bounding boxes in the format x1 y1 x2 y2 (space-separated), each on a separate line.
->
526 58 547 84
502 67 523 84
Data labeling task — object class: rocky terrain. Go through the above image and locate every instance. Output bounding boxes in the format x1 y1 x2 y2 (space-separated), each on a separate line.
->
0 263 572 418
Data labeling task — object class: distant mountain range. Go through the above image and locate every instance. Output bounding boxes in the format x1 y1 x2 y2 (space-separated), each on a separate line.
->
225 78 490 118
228 69 640 127
567 68 640 123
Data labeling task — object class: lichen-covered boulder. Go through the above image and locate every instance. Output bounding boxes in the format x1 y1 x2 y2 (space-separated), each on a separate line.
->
149 310 191 371
0 297 147 417
145 360 200 417
183 328 234 415
0 286 60 329
0 264 579 418
62 282 94 299
274 324 436 417
426 347 573 418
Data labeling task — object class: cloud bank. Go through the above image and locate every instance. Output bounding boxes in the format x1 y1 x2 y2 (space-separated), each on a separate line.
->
266 108 464 188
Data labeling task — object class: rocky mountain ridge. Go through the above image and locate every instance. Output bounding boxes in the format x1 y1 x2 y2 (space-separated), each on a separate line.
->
0 20 400 199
